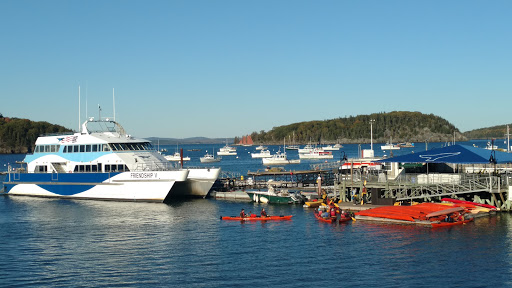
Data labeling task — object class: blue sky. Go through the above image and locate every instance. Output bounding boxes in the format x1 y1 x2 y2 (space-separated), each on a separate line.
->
1 1 511 138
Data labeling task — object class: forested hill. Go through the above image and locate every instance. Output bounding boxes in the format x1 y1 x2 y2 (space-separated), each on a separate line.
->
463 124 512 140
0 114 72 154
249 111 466 144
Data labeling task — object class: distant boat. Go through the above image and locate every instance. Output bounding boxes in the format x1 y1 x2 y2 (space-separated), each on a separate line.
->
200 151 221 163
164 152 191 162
218 143 237 156
381 143 400 150
298 144 317 154
251 149 272 158
255 145 267 150
397 142 414 148
286 132 299 150
299 149 333 159
238 135 253 146
485 142 499 150
165 144 191 162
262 139 300 165
286 145 300 150
321 145 340 151
381 137 400 150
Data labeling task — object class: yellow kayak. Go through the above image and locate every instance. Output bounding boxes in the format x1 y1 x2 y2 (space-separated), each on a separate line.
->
305 201 326 208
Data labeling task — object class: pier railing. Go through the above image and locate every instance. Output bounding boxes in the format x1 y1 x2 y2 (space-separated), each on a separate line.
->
338 170 509 203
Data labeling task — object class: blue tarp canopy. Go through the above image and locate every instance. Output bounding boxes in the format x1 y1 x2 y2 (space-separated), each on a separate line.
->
377 144 512 164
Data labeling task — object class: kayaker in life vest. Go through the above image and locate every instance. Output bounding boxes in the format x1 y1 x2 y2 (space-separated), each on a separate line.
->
330 207 337 218
261 208 268 217
240 209 246 218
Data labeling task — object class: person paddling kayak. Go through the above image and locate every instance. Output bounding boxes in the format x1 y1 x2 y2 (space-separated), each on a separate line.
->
261 208 268 217
240 209 247 218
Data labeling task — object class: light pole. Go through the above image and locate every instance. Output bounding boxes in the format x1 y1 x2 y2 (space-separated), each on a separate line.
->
370 119 375 151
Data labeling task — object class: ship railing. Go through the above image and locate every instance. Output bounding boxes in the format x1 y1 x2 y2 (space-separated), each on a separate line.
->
132 161 182 171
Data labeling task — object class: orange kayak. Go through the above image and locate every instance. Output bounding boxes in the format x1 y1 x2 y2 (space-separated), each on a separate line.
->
221 215 292 221
315 213 336 223
431 218 473 228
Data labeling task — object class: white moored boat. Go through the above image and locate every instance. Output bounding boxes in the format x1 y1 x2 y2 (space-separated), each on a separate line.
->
251 149 271 158
164 152 191 162
298 149 333 159
3 118 189 202
200 152 221 163
262 150 300 165
381 143 400 150
255 145 267 150
321 145 340 151
218 143 237 156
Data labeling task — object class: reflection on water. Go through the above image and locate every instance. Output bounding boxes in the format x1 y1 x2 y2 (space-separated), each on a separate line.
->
1 196 512 287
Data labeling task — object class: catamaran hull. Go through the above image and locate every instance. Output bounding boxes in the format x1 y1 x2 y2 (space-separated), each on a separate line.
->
3 170 189 202
168 168 221 198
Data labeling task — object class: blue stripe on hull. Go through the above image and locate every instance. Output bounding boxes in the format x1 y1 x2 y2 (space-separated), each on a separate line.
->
4 172 121 196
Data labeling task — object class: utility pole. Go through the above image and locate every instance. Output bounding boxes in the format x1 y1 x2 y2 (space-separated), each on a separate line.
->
370 119 375 151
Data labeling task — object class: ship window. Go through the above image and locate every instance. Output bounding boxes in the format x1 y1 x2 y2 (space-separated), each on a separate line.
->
79 165 85 172
117 164 124 171
73 145 79 153
44 145 49 153
86 165 91 172
92 145 98 152
80 145 85 152
111 165 117 172
35 146 40 153
51 145 57 153
86 145 91 152
36 165 47 173
92 165 98 172
63 146 68 153
103 144 110 152
121 144 128 151
105 165 110 172
73 166 78 172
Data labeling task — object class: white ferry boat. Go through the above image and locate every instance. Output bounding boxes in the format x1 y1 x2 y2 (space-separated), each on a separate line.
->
3 119 189 202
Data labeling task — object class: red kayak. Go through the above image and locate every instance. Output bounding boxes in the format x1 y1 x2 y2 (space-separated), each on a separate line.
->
221 215 292 221
315 213 336 223
339 216 352 223
441 198 497 209
431 218 473 228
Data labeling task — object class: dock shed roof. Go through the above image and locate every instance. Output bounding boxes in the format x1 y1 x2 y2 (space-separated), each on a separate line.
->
377 144 512 164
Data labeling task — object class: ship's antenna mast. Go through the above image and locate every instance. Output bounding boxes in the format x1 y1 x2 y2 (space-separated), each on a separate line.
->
78 85 81 133
113 88 116 121
85 82 88 122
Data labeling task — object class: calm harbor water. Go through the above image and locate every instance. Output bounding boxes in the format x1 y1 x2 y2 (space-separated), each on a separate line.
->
1 196 511 287
1 140 511 287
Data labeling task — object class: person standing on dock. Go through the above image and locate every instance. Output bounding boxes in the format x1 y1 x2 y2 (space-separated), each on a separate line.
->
362 185 367 204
